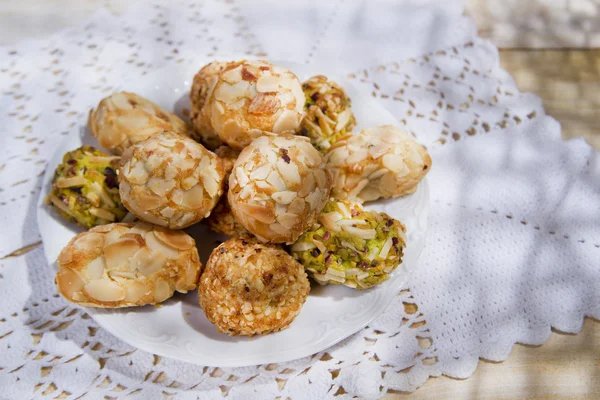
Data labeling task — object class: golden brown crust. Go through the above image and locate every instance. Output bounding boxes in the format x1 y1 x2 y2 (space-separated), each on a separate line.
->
228 134 332 244
118 131 225 229
326 125 431 202
198 238 310 336
88 91 192 155
56 222 202 308
189 62 230 150
192 60 305 150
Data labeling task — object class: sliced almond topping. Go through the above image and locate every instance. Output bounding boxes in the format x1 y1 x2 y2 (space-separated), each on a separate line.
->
382 154 409 174
178 212 197 226
128 222 153 235
181 176 198 190
341 225 376 239
335 109 353 131
277 212 298 229
276 159 300 186
89 155 120 163
368 143 390 159
269 222 288 235
336 202 352 218
235 167 250 188
348 179 369 199
305 189 325 210
108 270 137 279
175 158 196 171
85 191 100 207
298 173 316 198
164 165 178 181
266 170 287 192
74 232 105 250
248 92 281 115
358 186 381 202
122 212 137 223
84 279 126 302
86 256 106 280
368 168 388 179
56 268 85 301
202 174 220 198
238 183 254 199
89 207 116 221
238 203 275 224
288 197 305 215
90 182 116 209
256 74 280 93
144 231 180 258
272 109 299 133
56 175 87 188
160 207 176 218
378 236 394 260
154 279 171 303
250 164 272 181
145 154 163 171
271 191 296 205
147 177 176 197
220 65 243 83
179 184 205 209
291 241 316 252
138 249 168 276
215 80 250 104
326 147 349 166
110 92 135 110
154 229 194 250
103 226 125 245
57 246 74 265
319 212 343 232
125 281 150 303
103 237 141 268
126 160 150 185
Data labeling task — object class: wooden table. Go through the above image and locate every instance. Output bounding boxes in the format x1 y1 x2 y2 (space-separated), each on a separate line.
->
1 1 599 398
387 2 600 398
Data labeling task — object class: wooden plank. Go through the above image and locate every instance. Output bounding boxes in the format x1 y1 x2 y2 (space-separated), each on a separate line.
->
499 49 600 150
386 318 600 399
465 0 600 48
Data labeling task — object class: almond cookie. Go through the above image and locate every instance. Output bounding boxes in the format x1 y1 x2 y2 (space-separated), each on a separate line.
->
228 134 331 244
56 222 201 307
197 60 305 150
199 238 310 336
300 75 356 152
291 200 406 289
326 125 431 202
119 131 225 229
88 91 192 155
46 146 130 228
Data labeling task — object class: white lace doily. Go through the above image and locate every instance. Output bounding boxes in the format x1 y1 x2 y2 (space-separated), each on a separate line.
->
1 1 599 398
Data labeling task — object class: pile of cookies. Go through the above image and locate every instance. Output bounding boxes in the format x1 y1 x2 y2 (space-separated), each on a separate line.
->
48 60 431 336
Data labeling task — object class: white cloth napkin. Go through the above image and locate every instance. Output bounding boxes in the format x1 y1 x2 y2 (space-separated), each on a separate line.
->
0 1 598 398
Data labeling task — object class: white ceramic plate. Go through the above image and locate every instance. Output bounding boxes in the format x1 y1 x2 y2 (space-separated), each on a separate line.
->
37 60 429 367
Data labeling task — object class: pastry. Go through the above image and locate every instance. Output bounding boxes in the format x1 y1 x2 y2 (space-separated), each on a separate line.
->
300 75 356 152
194 60 305 150
228 134 331 244
291 200 406 289
189 61 229 150
119 131 225 229
56 222 201 307
88 91 192 155
326 125 431 202
199 238 310 336
45 146 130 228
